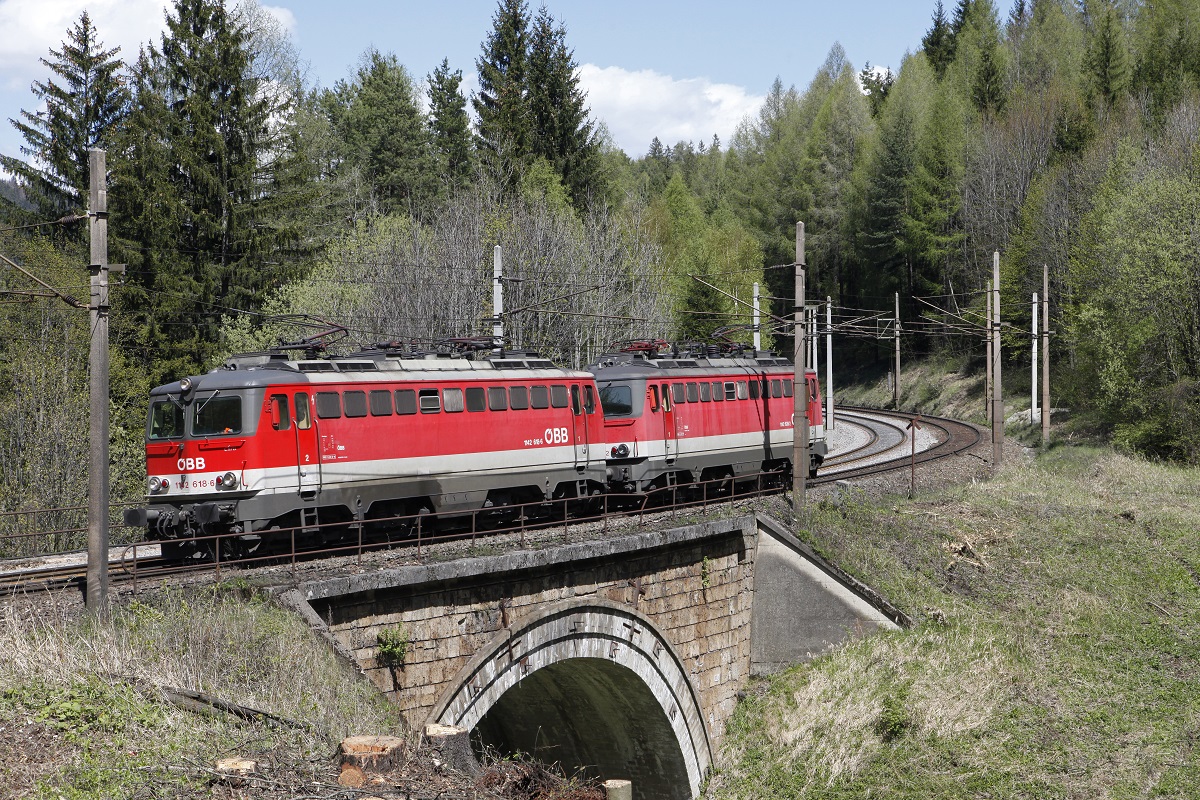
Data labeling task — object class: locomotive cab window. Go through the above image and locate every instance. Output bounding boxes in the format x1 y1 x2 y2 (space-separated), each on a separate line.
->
295 393 311 429
268 394 291 431
584 385 596 414
149 400 184 440
599 384 633 417
193 395 243 435
570 385 582 415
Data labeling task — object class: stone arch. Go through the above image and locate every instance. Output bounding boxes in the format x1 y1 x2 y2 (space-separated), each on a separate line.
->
428 598 712 799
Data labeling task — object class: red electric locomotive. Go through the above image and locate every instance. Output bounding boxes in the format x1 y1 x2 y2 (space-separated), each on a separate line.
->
124 345 606 559
589 341 827 495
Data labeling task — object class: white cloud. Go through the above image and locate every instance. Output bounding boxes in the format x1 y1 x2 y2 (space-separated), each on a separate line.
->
258 4 296 35
578 64 764 157
0 0 170 90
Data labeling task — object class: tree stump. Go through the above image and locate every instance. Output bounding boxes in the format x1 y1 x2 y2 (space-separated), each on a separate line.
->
213 757 258 788
339 734 408 773
423 723 482 778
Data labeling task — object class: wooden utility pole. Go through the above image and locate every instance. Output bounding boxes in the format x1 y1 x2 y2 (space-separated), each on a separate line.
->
86 148 111 613
793 222 808 513
893 293 901 409
985 281 992 424
991 252 1003 471
1032 292 1038 424
1041 263 1050 444
825 296 834 430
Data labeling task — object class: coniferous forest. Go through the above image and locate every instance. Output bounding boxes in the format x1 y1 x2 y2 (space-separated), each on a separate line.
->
1 0 1199 518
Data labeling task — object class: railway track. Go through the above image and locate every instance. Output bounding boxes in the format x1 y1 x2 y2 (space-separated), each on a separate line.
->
0 409 983 596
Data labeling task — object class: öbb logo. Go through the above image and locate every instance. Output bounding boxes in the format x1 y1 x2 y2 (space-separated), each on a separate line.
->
177 457 206 471
544 427 569 445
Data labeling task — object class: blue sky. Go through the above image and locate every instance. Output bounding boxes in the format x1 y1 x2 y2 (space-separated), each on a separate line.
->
0 0 944 168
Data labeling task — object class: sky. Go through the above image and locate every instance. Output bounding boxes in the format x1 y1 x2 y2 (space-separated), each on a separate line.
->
0 0 943 170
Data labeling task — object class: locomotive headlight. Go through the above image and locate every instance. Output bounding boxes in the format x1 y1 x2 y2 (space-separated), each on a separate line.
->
216 471 239 489
148 476 169 495
179 377 192 392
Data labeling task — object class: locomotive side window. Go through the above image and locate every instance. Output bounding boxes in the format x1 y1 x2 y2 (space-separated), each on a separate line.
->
585 385 596 414
672 383 687 404
531 385 550 409
771 379 783 398
149 400 184 439
724 382 737 401
268 394 291 431
370 390 393 416
488 386 508 411
395 389 417 415
699 382 711 402
686 382 699 403
443 388 464 413
510 386 529 410
551 385 569 408
194 396 243 435
343 390 368 418
648 385 660 412
749 380 761 400
466 387 486 412
736 381 748 400
315 392 341 419
419 389 441 413
783 379 794 397
295 393 311 429
712 381 724 402
599 384 633 417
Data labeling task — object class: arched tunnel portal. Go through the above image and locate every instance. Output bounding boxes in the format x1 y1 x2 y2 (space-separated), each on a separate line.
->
429 599 712 800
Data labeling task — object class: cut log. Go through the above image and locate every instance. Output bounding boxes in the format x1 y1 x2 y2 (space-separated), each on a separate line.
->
339 734 408 773
214 757 258 787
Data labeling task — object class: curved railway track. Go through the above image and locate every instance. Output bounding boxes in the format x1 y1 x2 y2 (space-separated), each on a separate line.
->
0 408 984 596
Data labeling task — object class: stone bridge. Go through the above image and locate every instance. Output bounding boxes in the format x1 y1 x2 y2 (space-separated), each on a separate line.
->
278 514 903 800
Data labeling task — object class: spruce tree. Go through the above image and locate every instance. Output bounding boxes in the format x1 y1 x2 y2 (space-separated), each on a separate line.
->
1084 0 1129 110
324 49 432 213
2 11 128 218
427 58 474 192
527 6 600 209
922 1 956 78
474 0 531 162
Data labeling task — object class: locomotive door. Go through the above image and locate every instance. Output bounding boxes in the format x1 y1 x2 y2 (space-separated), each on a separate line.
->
661 382 677 464
570 384 589 470
292 391 321 494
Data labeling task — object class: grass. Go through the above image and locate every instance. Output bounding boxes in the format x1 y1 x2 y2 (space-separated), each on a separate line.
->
709 446 1200 799
0 586 403 798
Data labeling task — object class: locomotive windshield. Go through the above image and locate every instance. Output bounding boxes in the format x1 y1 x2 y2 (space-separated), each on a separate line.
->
148 400 184 440
192 395 243 436
599 384 634 417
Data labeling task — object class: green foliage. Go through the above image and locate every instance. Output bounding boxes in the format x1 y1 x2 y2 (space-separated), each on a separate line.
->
323 49 433 213
474 0 531 163
427 58 475 194
377 625 409 666
0 11 128 218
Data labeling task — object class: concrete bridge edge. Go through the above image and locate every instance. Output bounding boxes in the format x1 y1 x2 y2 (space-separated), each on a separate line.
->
426 596 714 795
